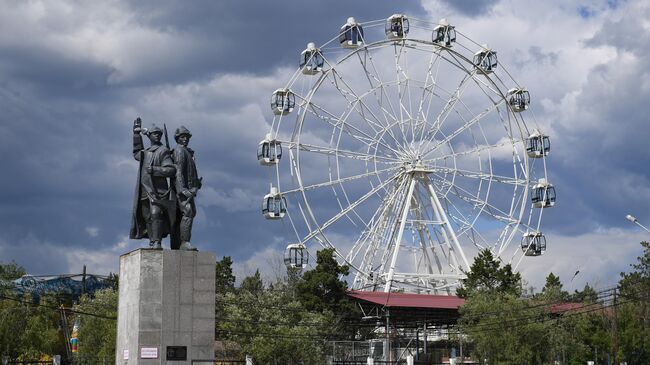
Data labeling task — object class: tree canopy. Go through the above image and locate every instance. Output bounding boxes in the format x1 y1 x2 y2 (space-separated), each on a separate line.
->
456 249 522 298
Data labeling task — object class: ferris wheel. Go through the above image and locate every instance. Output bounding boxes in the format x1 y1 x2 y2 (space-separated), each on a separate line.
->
257 15 555 294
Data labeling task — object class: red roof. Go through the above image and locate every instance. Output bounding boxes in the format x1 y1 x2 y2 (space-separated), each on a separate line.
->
347 290 465 309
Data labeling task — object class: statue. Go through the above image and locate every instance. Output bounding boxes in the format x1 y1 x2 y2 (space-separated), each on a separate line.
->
130 118 176 249
171 126 202 251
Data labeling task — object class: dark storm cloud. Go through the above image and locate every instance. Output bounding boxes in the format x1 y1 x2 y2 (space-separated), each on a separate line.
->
541 3 650 234
437 0 498 16
119 0 428 84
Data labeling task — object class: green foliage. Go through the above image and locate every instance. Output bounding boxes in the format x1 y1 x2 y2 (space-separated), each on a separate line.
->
543 272 562 291
240 269 264 295
73 288 118 365
0 295 64 362
571 283 599 303
0 261 26 281
617 240 650 363
18 298 63 361
538 272 569 301
456 249 521 298
459 293 554 364
218 280 329 364
215 256 236 294
295 248 352 314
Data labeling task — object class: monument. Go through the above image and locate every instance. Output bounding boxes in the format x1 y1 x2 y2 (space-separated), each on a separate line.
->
116 118 215 364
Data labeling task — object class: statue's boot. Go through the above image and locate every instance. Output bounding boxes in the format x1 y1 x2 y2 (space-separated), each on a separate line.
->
179 241 198 251
150 241 163 250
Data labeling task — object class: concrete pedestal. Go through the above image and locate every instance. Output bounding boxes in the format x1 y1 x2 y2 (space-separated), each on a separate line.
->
116 248 215 365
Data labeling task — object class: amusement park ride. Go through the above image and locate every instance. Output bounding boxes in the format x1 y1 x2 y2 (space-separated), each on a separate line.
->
258 15 554 294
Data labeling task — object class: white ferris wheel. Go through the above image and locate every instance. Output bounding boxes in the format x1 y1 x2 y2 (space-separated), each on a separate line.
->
257 15 555 294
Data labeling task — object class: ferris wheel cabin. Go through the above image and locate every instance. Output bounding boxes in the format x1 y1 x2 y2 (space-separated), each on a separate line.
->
473 46 498 74
432 19 456 47
507 88 531 112
300 42 324 75
521 232 547 256
531 178 556 208
525 131 550 158
257 136 282 166
339 17 364 48
271 88 295 116
284 243 308 269
385 14 409 39
262 186 287 219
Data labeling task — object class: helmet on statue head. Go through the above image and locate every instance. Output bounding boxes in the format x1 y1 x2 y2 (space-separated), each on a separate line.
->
174 126 192 142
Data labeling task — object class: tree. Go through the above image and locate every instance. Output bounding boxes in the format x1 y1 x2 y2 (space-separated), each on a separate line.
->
459 292 556 364
571 283 599 303
617 241 650 363
0 261 26 281
218 281 329 364
543 272 562 290
456 249 522 298
73 288 118 365
295 248 356 314
539 272 568 301
215 256 236 294
240 269 263 295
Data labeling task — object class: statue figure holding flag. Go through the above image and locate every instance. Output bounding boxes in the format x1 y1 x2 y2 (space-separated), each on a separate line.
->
129 117 177 249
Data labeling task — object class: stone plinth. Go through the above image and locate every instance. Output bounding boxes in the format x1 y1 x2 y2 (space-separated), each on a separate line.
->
116 248 215 365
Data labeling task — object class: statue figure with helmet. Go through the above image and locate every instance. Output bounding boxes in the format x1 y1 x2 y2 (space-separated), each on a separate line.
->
171 125 202 251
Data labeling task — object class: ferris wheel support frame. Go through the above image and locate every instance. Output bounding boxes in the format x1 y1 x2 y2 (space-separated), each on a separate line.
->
381 165 471 292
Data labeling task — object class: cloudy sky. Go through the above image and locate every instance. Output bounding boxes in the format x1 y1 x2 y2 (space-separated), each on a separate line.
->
1 0 648 293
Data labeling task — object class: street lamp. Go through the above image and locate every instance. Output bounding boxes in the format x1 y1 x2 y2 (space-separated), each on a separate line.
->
626 214 650 233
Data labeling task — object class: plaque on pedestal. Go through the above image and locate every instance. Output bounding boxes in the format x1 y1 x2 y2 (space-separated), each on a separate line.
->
115 249 215 364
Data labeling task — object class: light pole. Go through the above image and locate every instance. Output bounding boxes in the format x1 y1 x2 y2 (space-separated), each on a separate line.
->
626 214 650 233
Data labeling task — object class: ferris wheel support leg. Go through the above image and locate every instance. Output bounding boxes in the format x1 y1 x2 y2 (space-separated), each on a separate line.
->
384 176 417 293
424 177 471 272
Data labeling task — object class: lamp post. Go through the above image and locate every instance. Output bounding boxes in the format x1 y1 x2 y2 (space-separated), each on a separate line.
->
625 214 650 233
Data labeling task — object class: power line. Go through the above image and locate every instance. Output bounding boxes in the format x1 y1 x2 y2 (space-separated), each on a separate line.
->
0 294 116 320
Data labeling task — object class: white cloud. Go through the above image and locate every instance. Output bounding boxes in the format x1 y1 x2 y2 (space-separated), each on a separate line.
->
85 226 100 238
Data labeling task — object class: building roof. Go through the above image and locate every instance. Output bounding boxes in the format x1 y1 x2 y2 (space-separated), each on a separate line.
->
347 290 465 310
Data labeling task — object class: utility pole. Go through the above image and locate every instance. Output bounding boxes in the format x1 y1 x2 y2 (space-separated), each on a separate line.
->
613 287 618 365
385 309 391 363
81 265 87 296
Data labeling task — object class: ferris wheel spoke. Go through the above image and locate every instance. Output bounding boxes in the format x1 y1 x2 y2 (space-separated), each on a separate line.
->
355 51 403 141
299 171 400 245
282 165 400 195
419 71 474 142
433 167 527 186
305 101 403 157
393 43 416 143
357 46 401 129
423 139 517 164
327 68 410 152
415 51 443 139
433 176 519 225
422 98 506 157
326 69 389 135
285 141 401 164
347 176 408 271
